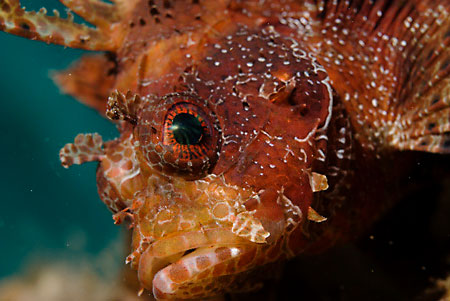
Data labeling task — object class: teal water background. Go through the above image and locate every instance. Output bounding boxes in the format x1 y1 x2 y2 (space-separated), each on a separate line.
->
0 0 121 279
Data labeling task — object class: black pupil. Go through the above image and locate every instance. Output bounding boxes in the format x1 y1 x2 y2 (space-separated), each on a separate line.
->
170 113 204 145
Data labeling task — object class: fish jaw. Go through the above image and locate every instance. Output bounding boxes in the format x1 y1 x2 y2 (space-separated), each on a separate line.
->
128 183 278 298
150 245 261 299
136 227 288 299
137 229 261 299
123 168 317 299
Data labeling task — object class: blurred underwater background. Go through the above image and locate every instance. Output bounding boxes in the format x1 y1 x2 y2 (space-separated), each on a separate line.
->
0 1 449 300
0 0 124 292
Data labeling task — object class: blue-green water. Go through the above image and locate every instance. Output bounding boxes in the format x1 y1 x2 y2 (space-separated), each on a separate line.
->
0 1 121 279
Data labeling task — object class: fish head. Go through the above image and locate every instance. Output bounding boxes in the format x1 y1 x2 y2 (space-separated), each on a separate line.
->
97 10 333 300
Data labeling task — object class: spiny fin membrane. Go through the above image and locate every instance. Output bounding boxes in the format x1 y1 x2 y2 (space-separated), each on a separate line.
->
315 0 450 154
388 10 450 154
0 0 124 50
52 54 117 114
59 0 120 29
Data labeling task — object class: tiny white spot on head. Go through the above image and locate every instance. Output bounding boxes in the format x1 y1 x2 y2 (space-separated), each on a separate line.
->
344 93 350 101
230 247 240 257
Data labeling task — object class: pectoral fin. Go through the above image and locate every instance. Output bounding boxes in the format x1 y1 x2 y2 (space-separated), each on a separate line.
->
52 54 117 115
0 0 127 50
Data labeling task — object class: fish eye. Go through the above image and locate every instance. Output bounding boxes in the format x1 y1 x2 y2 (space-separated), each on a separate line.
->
170 114 203 144
164 106 206 146
138 98 221 179
162 103 213 162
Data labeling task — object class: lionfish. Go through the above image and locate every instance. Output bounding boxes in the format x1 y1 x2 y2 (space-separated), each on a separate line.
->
1 0 449 299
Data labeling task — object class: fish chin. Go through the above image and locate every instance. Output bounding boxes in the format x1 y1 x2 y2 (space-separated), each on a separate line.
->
137 229 259 299
152 245 257 299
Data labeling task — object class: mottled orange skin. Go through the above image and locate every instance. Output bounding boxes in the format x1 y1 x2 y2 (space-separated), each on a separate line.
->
1 0 449 299
98 13 335 297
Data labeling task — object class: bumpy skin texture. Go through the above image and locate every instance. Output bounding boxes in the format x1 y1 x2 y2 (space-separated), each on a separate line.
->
1 0 449 299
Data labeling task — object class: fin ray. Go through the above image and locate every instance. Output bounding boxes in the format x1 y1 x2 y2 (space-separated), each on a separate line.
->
314 0 450 154
52 54 117 114
0 0 119 50
58 0 120 28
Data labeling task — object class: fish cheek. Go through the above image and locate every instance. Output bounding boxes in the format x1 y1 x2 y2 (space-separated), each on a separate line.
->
290 72 332 128
96 135 146 213
245 189 287 243
183 27 331 243
215 121 314 242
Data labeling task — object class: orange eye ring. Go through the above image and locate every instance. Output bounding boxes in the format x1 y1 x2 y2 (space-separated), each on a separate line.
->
137 94 221 179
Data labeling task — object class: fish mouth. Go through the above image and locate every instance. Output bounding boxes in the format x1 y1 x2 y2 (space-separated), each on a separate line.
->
137 228 254 298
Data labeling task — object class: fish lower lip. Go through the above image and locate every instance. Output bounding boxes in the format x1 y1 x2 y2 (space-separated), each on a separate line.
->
137 228 250 292
151 245 256 299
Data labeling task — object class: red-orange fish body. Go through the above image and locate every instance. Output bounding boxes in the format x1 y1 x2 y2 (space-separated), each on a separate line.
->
1 0 449 299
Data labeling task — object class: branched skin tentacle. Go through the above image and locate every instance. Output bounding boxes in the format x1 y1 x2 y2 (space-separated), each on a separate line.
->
60 133 104 168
